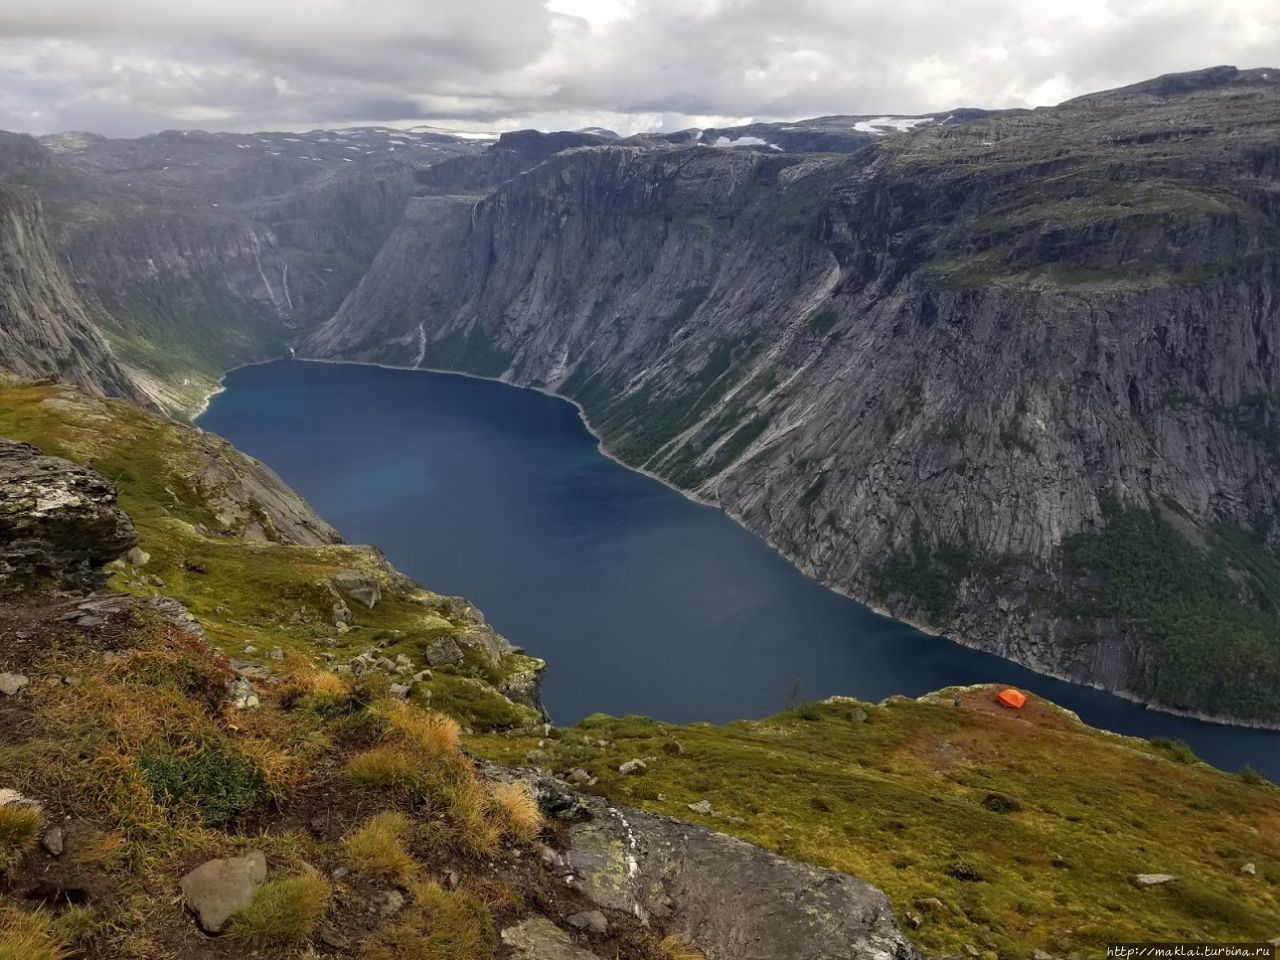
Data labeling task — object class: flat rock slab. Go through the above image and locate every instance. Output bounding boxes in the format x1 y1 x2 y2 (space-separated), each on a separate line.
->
180 851 267 933
501 917 603 960
1132 873 1176 887
493 765 919 960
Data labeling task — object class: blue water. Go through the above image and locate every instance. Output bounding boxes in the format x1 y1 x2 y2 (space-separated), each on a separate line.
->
199 359 1280 777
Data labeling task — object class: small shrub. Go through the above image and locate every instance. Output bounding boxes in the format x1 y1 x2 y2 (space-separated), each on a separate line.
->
0 908 68 960
489 782 542 843
139 739 271 826
1239 765 1271 787
1149 737 1199 765
227 875 331 947
0 805 43 873
981 793 1022 814
343 812 415 876
946 856 988 882
360 881 494 960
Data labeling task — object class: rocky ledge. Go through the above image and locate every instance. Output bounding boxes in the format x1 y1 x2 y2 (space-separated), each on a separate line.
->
0 438 137 591
498 765 920 960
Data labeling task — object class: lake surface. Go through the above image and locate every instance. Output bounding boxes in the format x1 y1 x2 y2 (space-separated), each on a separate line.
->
200 359 1280 777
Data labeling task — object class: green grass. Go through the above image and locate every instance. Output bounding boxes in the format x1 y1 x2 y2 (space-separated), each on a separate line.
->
139 739 272 827
471 691 1280 958
360 881 495 960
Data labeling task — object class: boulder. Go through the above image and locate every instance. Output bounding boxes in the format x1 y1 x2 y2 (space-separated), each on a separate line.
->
0 672 29 696
686 800 713 816
566 910 608 935
0 440 137 591
332 570 381 609
41 826 64 857
618 759 646 776
424 636 464 667
501 917 604 960
179 851 268 933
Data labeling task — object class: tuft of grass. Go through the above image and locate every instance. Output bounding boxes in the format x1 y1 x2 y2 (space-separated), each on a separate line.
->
347 744 422 792
360 881 495 960
226 874 331 948
489 782 543 843
381 702 460 756
343 812 415 876
0 805 43 874
51 907 100 946
0 908 68 960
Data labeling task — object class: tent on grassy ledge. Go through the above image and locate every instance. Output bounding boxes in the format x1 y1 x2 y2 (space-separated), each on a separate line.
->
996 688 1027 709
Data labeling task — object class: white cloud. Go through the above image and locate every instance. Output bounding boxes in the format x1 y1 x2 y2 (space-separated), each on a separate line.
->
0 0 1274 136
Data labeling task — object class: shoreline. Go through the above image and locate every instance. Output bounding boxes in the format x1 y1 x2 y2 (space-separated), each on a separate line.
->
196 353 1280 737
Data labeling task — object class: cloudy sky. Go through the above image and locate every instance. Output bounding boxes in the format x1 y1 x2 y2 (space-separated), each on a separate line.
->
0 0 1276 137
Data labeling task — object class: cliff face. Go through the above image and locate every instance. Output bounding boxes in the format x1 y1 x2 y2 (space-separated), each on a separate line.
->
308 67 1280 723
0 183 148 405
0 128 487 414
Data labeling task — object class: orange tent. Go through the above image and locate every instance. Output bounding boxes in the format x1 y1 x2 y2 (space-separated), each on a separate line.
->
995 688 1027 709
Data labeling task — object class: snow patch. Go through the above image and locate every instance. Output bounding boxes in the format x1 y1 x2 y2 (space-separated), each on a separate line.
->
852 116 934 135
709 135 782 150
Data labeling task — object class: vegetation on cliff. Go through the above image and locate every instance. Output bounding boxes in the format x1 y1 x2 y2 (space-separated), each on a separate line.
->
473 692 1280 958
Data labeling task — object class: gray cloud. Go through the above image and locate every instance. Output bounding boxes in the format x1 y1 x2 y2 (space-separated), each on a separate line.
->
0 0 1275 136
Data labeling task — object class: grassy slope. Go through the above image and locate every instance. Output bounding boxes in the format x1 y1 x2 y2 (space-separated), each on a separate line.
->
472 691 1280 958
0 380 539 730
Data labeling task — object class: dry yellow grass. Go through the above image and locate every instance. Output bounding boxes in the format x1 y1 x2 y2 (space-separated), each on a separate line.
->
347 744 422 791
0 908 68 960
0 804 43 874
343 812 416 876
489 781 542 843
382 701 461 755
360 880 495 960
659 934 706 960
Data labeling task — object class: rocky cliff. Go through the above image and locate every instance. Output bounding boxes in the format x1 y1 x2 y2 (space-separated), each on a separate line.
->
0 183 147 405
0 128 487 414
307 66 1280 724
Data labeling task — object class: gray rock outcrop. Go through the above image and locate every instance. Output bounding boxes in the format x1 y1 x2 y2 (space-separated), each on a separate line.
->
516 770 919 960
0 439 137 591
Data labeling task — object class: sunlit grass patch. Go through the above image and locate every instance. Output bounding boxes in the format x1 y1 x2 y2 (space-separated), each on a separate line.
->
0 804 43 874
360 881 495 960
489 781 542 843
226 874 331 948
0 908 68 960
343 812 416 877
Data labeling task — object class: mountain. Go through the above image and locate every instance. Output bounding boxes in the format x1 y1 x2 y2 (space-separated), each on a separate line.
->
306 66 1280 725
0 180 148 406
0 127 488 413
